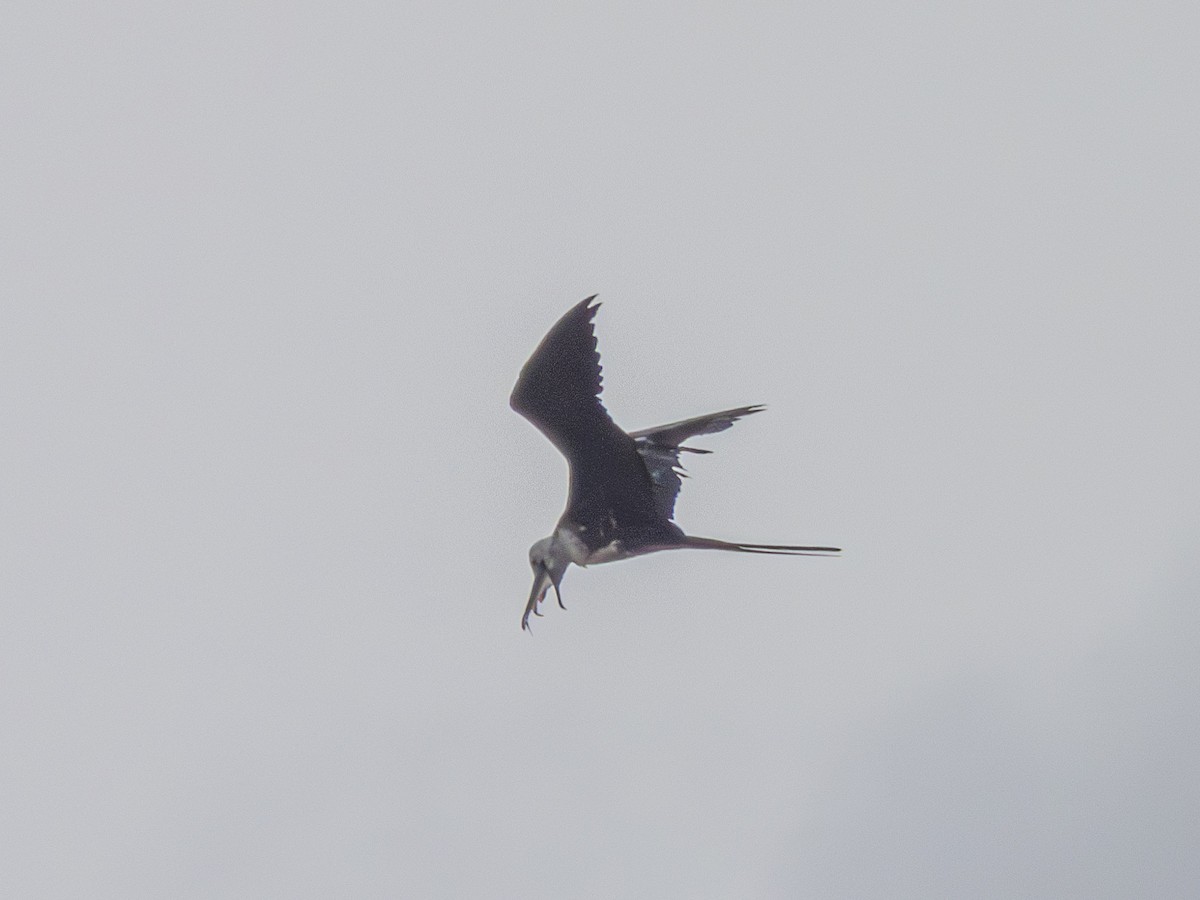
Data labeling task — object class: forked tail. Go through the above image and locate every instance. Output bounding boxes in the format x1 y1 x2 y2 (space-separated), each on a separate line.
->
683 536 841 556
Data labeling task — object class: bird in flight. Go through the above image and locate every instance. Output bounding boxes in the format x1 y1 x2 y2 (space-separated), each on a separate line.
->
510 296 839 630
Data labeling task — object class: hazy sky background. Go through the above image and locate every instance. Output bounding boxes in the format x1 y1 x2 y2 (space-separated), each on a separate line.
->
3 3 1198 897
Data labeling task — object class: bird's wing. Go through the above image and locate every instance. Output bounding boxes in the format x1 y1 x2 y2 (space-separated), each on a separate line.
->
630 405 764 520
510 297 662 542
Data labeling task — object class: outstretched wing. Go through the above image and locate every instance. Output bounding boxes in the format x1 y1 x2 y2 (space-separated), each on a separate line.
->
510 297 661 544
630 405 764 520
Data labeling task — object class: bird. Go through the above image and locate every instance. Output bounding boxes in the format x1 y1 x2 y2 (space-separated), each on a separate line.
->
510 295 839 631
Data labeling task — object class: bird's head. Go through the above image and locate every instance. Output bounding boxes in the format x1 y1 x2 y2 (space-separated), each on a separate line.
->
523 536 569 631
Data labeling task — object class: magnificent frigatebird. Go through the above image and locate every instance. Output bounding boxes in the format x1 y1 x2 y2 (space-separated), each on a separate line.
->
510 296 839 630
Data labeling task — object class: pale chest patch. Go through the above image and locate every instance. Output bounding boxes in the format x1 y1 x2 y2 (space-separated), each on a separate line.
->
582 538 632 566
553 526 592 566
555 525 631 567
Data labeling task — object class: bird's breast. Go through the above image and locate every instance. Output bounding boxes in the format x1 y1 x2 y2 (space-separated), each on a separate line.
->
555 524 631 567
553 525 593 566
581 539 631 566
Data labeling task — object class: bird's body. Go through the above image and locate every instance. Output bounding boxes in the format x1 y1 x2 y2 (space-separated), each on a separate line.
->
511 296 838 630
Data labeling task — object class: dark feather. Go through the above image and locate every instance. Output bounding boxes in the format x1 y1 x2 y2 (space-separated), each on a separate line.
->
510 296 665 549
631 405 765 520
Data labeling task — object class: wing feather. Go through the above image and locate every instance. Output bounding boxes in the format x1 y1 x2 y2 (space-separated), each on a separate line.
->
510 297 662 543
631 405 765 520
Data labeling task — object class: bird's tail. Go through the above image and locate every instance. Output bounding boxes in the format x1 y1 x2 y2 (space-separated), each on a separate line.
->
682 536 841 556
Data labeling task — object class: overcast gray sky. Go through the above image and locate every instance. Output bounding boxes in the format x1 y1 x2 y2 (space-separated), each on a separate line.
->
3 3 1198 898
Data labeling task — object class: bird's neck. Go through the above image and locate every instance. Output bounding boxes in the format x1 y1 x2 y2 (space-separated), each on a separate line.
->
551 525 592 567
